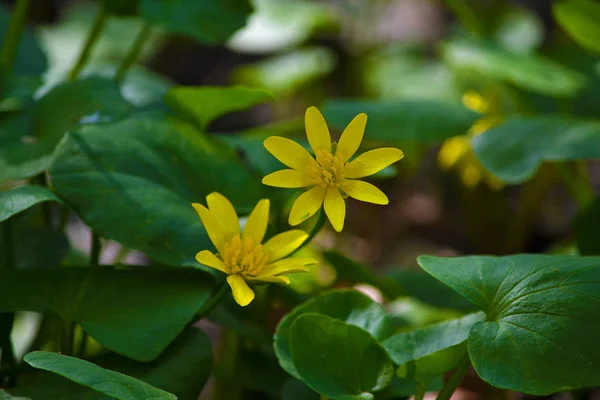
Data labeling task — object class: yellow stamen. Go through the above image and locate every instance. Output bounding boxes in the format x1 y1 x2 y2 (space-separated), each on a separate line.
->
220 234 268 277
308 147 347 188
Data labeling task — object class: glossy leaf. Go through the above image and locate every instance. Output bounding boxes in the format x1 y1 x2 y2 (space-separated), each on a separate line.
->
2 328 212 400
24 352 176 400
0 186 62 223
322 99 479 144
0 267 214 361
275 289 395 379
0 78 132 181
553 0 600 55
140 0 252 44
165 86 272 130
418 254 600 395
442 38 585 97
49 115 265 267
472 116 600 183
289 314 394 400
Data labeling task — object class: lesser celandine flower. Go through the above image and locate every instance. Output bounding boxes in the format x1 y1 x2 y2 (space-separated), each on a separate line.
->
192 193 316 307
262 106 404 232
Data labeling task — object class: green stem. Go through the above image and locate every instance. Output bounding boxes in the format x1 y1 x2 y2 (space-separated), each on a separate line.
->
2 220 14 270
75 329 88 358
0 0 30 74
445 0 482 36
554 162 595 209
90 231 102 266
192 281 229 322
35 174 52 228
114 22 152 83
67 4 107 81
60 322 74 356
436 354 470 400
415 382 426 400
293 209 326 255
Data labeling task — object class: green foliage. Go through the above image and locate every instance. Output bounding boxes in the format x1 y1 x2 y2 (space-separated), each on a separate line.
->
418 254 600 395
0 186 61 222
472 116 600 183
274 289 395 379
0 267 214 361
289 314 394 400
49 115 265 267
553 0 600 55
323 99 479 144
574 197 600 254
139 0 253 44
23 352 176 400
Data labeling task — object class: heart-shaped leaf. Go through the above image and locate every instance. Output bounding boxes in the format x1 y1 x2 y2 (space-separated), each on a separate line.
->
165 86 272 130
289 314 394 400
2 328 212 400
553 0 600 55
49 114 265 267
472 116 600 183
418 254 600 395
0 78 132 181
0 186 62 223
140 0 252 44
322 99 479 144
442 38 585 97
0 267 214 361
274 289 395 379
24 352 176 400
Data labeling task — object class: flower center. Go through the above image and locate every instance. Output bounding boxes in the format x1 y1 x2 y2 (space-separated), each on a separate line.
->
220 234 268 277
307 148 346 188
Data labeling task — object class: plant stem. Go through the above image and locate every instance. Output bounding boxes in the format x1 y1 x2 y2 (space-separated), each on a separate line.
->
415 382 426 400
436 354 470 400
192 281 229 322
90 231 102 266
0 0 30 75
445 0 482 36
60 322 74 356
554 162 595 209
75 329 88 358
114 22 152 83
67 4 107 81
2 220 14 270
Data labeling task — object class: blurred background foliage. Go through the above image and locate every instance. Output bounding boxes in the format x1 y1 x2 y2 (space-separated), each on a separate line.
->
2 0 600 399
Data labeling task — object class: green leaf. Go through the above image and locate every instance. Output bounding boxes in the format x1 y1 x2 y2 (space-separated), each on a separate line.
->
165 86 272 130
0 78 132 181
574 197 600 255
274 289 395 379
281 379 320 400
322 99 479 144
418 254 600 395
323 251 403 299
386 270 477 311
472 116 600 183
396 344 466 387
2 328 212 400
0 267 214 361
553 0 600 55
383 312 484 367
442 38 585 97
0 186 62 223
101 0 140 16
49 115 265 267
24 352 176 400
140 0 252 44
289 314 394 400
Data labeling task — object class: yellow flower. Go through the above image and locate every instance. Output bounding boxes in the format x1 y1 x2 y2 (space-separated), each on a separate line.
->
261 106 404 232
192 192 317 307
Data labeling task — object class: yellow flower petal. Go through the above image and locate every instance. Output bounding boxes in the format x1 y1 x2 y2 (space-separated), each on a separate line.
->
336 113 367 163
262 169 315 188
437 136 469 169
342 180 389 205
324 188 345 232
192 203 225 253
263 136 316 170
344 148 404 179
305 106 331 153
195 250 228 273
261 257 316 276
263 230 309 261
288 186 327 226
206 192 239 240
242 199 269 244
248 275 290 284
227 274 255 307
